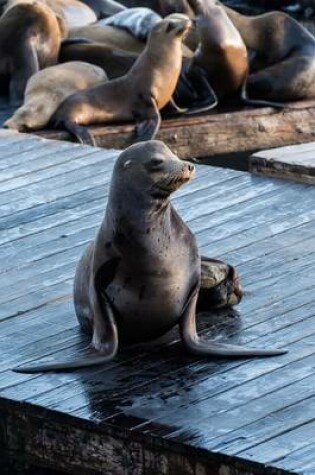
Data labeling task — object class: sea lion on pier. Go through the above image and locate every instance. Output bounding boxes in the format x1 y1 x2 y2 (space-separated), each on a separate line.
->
80 0 126 19
59 42 137 79
53 14 192 145
6 0 97 29
67 23 146 54
0 1 62 105
222 5 315 102
13 141 286 373
4 62 106 131
98 7 162 41
186 0 248 102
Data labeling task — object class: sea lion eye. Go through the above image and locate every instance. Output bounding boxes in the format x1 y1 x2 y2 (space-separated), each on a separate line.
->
150 158 164 169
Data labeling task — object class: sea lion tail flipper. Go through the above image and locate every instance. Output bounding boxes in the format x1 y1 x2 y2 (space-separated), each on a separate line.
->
165 97 189 114
184 67 218 115
135 108 161 141
180 287 287 358
240 80 288 109
60 120 96 146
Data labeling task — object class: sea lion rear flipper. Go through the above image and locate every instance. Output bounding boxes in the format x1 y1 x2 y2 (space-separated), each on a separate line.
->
135 105 161 141
13 294 118 373
180 285 287 357
240 79 288 109
184 67 218 115
58 120 96 146
164 97 188 115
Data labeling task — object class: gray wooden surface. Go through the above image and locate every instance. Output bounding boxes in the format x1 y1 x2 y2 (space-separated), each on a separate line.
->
250 141 315 184
0 130 314 475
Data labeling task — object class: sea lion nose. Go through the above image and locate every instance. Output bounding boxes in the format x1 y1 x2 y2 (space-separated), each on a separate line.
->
188 163 195 172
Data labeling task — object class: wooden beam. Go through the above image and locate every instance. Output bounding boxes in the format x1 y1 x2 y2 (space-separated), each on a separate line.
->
36 101 315 161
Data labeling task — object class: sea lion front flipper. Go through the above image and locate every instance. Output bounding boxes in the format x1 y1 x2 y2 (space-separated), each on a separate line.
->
13 294 118 373
180 285 287 357
135 101 161 141
10 43 39 106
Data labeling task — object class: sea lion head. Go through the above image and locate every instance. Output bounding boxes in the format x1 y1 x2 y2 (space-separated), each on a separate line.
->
148 13 191 45
111 140 195 202
4 102 49 131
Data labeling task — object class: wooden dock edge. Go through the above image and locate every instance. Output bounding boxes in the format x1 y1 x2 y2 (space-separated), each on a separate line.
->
35 101 315 161
0 398 295 475
249 141 315 184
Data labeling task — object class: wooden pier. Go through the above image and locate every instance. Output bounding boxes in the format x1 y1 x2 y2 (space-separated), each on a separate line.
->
0 130 315 475
2 96 315 162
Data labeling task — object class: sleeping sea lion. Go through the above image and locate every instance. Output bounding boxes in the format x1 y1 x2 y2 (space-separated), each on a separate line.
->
80 0 126 19
222 5 315 102
4 61 107 131
98 7 162 41
53 14 192 145
6 0 97 29
0 1 62 105
13 141 286 373
59 42 137 79
67 23 146 54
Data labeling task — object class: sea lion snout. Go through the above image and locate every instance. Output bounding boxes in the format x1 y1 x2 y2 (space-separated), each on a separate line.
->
164 13 192 36
181 161 195 180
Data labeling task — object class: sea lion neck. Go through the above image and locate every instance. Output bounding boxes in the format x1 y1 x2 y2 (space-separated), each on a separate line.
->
108 180 172 230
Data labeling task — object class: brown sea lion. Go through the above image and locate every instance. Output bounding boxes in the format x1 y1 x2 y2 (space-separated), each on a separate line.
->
4 61 107 131
67 23 146 54
187 0 248 101
80 0 126 19
6 0 97 28
13 141 286 373
0 1 62 105
222 5 315 102
53 14 192 145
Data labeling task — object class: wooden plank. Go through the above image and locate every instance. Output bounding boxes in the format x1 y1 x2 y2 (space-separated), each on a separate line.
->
0 133 314 475
2 99 315 162
35 101 315 161
250 141 315 184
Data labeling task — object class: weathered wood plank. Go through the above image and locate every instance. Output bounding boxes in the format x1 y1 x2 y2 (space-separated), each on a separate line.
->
250 141 315 184
0 133 314 475
34 102 315 160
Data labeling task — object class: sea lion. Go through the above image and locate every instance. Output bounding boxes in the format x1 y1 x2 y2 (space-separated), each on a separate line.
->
6 0 97 28
53 14 192 145
4 61 107 131
67 23 146 54
186 0 248 102
80 0 126 19
0 1 62 105
14 141 286 373
59 42 137 79
98 7 162 41
222 5 315 102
